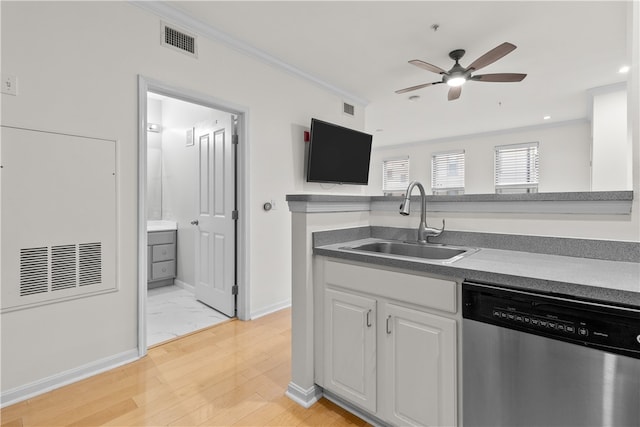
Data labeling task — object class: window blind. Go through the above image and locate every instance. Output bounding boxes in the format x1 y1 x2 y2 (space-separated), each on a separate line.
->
382 157 409 193
494 142 539 192
431 150 465 194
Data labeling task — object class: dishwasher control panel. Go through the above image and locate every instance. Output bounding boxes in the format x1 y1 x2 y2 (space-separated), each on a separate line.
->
462 282 640 359
491 309 582 335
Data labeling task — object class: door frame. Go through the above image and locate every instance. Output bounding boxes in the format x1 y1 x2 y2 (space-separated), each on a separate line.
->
137 75 250 356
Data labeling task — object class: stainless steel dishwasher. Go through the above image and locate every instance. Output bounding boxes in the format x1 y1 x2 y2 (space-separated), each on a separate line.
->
462 281 640 427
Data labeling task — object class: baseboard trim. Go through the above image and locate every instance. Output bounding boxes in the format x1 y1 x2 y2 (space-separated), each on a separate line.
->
250 299 291 320
285 382 323 408
1 349 139 408
174 279 194 293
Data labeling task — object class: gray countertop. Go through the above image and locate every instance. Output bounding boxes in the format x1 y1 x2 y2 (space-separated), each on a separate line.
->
315 238 640 307
287 191 634 202
287 192 634 215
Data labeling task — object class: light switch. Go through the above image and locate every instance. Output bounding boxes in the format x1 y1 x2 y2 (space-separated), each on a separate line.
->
2 75 17 96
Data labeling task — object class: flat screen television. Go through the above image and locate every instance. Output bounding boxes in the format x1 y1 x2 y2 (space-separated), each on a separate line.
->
306 118 373 185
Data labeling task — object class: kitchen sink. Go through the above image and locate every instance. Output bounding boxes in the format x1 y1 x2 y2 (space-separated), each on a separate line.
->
341 240 478 263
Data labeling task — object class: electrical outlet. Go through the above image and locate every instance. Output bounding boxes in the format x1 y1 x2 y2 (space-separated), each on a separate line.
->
1 75 17 96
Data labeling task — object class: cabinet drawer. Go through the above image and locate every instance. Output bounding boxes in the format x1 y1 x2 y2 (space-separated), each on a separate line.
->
148 230 175 245
152 244 175 262
325 260 457 314
151 260 175 280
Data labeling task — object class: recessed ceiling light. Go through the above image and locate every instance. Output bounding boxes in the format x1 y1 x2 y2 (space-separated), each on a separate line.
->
409 95 421 102
376 129 384 132
619 65 630 74
543 115 551 120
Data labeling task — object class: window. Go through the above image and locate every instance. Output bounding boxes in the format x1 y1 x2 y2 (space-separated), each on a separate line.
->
431 150 465 195
382 157 409 194
494 142 539 193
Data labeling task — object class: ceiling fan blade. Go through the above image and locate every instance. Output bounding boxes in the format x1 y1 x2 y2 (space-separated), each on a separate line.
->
467 42 517 72
395 81 441 94
472 73 527 82
448 86 462 101
409 60 446 74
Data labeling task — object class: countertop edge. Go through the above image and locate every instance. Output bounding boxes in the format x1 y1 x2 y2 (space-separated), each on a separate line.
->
314 245 640 307
287 192 634 215
287 191 633 203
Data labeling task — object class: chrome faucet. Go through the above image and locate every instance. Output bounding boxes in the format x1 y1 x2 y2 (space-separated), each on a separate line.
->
399 180 445 244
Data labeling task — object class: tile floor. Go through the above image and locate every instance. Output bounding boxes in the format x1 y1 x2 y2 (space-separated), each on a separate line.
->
147 285 230 346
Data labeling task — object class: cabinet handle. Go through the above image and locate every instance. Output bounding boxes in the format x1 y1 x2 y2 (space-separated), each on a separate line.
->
386 315 392 334
366 309 372 327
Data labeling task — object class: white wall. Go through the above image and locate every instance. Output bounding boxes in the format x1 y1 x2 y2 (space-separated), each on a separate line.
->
591 88 629 190
368 120 592 195
0 1 364 396
366 115 639 242
366 95 639 242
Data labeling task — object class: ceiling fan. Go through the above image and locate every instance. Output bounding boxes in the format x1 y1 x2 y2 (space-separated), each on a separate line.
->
396 42 527 101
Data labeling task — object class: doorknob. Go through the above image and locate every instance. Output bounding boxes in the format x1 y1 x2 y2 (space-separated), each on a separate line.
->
190 220 199 226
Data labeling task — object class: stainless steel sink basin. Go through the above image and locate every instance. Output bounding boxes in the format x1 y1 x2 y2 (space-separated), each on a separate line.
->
341 240 478 263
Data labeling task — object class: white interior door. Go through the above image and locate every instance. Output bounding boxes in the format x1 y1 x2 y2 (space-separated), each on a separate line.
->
193 117 235 317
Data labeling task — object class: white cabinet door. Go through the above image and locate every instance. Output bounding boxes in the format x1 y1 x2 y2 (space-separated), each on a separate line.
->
383 303 457 427
324 288 377 413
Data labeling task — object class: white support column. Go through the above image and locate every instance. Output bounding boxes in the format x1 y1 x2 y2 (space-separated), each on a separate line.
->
286 202 371 408
286 212 322 408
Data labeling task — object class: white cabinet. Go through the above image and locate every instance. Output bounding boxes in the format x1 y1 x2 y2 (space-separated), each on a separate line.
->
320 259 458 426
382 303 457 427
324 288 377 413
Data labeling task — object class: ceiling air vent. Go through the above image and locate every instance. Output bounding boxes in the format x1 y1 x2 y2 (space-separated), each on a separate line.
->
343 102 355 116
161 22 198 58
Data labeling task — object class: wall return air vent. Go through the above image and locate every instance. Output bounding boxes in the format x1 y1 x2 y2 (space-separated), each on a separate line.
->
1 126 117 312
161 22 198 57
20 243 103 296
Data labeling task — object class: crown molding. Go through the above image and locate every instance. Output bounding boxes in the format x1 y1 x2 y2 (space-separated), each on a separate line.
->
129 1 369 107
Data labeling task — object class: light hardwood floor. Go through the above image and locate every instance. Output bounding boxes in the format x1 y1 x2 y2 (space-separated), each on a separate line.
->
1 308 368 426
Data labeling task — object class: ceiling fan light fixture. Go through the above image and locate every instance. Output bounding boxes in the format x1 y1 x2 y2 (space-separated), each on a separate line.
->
447 76 466 87
396 42 523 100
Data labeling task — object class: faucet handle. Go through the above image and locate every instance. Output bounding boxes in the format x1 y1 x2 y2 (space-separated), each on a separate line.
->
426 219 445 237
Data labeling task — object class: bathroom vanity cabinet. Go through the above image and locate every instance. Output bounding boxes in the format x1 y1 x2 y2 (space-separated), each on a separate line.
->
147 230 176 288
316 258 458 426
